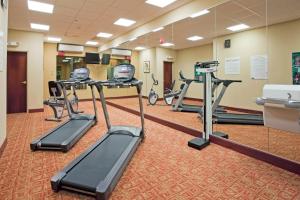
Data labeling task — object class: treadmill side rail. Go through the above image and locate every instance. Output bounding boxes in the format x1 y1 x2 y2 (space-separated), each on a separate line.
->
51 172 67 192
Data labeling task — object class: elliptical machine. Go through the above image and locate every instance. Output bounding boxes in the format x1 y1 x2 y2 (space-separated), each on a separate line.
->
148 73 181 105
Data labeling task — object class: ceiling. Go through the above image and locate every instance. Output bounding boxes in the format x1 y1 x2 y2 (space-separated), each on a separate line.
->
8 0 193 45
119 0 300 50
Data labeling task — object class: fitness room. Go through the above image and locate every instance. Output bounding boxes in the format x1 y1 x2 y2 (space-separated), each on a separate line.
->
0 0 299 199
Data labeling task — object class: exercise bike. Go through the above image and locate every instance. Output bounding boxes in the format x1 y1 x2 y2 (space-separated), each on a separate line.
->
148 73 181 105
44 71 84 121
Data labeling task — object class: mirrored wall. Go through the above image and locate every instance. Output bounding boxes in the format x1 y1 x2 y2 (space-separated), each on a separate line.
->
112 0 300 163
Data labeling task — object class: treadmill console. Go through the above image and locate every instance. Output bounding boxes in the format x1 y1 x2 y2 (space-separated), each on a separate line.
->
70 67 90 81
194 61 219 81
112 64 135 82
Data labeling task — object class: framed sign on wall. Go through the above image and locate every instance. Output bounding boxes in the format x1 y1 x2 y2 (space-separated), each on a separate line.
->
143 61 150 73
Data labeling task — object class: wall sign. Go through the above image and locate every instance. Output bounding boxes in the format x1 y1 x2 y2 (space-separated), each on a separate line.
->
250 55 268 80
225 57 240 75
143 61 150 73
292 52 300 85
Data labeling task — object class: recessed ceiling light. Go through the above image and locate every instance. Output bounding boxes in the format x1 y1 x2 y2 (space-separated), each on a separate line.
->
47 37 61 42
113 44 120 48
86 41 98 45
227 24 249 32
187 36 203 41
97 32 113 38
145 0 177 8
28 0 54 14
114 18 136 27
30 23 49 31
161 42 174 47
190 9 210 18
129 37 137 41
152 27 164 32
135 46 146 50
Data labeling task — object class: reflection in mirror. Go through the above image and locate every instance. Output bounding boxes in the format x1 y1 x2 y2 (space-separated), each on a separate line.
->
213 0 269 152
56 56 86 89
265 0 300 163
56 56 86 80
109 0 300 164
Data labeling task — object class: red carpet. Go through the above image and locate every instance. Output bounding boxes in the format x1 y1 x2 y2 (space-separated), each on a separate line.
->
0 102 299 199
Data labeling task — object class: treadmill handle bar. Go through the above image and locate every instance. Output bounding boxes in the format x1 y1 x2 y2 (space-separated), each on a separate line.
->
90 84 99 122
95 84 112 130
137 82 145 137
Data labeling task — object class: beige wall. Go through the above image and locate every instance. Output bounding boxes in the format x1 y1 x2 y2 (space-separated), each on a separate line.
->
267 19 300 84
213 27 268 110
213 20 300 110
8 29 44 110
173 19 300 111
0 2 8 147
174 44 213 99
44 43 139 100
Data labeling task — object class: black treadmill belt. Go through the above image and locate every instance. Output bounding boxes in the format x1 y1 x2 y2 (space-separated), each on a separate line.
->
61 134 134 192
180 105 201 112
41 119 92 147
181 104 201 108
215 113 263 121
181 104 201 110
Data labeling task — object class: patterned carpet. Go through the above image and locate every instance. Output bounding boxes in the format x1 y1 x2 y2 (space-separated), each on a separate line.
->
0 102 299 200
108 98 300 163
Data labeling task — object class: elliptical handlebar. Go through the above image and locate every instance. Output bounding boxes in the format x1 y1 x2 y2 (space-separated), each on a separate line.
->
179 70 185 80
151 73 158 85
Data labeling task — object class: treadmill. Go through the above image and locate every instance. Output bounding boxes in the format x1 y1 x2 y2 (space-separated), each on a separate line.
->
30 68 98 152
210 78 264 125
172 71 225 113
51 64 145 200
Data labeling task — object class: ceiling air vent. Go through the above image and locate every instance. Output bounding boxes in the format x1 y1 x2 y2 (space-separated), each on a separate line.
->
57 43 84 53
111 48 132 56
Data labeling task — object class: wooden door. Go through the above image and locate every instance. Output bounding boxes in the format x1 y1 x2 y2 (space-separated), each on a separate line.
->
163 61 173 90
7 52 27 113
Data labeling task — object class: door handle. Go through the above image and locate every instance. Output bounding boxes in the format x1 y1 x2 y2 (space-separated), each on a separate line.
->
21 81 27 85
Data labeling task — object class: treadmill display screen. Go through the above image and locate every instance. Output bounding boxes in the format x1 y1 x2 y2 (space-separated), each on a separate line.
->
113 64 135 81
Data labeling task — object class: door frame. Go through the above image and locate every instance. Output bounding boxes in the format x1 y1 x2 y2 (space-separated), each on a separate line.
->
7 51 28 113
